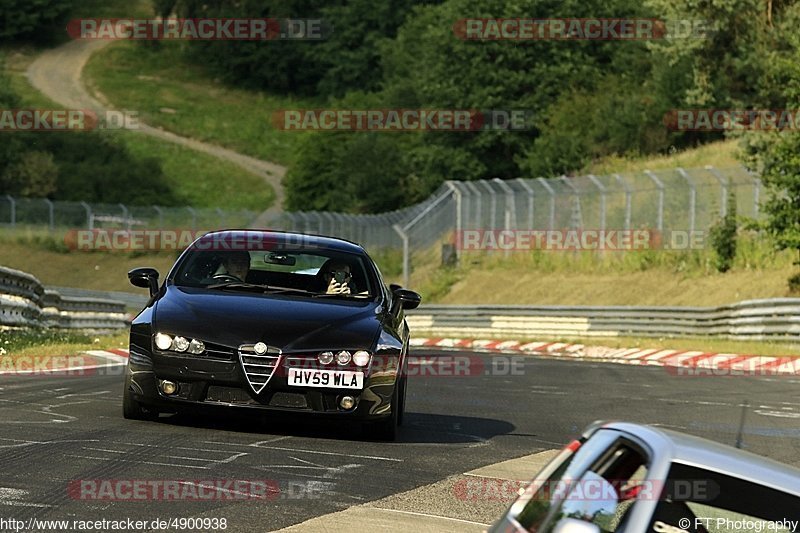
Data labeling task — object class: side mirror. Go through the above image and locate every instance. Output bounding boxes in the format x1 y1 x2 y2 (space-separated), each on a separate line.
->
394 289 421 310
389 283 402 293
128 267 160 297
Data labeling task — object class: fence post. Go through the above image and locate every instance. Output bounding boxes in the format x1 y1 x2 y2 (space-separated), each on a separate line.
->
480 180 498 229
536 177 556 230
676 168 696 234
644 170 664 231
44 199 54 232
465 181 482 229
153 206 163 228
445 181 462 263
613 174 632 230
186 207 197 229
394 188 455 288
516 178 535 229
587 174 607 232
559 176 582 229
119 203 130 229
393 224 410 288
80 201 92 229
705 165 729 217
5 196 15 228
493 178 515 258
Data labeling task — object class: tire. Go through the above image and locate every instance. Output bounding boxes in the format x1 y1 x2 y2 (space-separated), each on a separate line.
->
364 386 399 441
396 376 407 427
122 376 158 421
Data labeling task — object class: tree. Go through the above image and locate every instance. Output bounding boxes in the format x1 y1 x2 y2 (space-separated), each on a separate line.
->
0 151 59 197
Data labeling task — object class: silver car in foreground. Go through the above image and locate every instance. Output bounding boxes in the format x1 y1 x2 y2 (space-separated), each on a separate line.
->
490 421 800 533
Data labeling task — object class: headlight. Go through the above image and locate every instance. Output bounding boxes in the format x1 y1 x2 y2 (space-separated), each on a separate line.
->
155 333 205 354
336 350 351 365
318 351 334 365
154 333 172 350
172 336 189 352
353 350 371 367
188 339 205 354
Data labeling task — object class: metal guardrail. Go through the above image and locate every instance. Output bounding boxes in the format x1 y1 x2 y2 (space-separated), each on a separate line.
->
406 299 800 342
47 286 148 310
0 266 128 329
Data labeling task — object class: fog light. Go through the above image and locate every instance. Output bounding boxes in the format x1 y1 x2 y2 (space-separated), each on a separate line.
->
318 351 334 365
353 350 371 367
339 396 355 410
336 351 351 365
154 333 172 350
172 336 189 352
160 380 178 395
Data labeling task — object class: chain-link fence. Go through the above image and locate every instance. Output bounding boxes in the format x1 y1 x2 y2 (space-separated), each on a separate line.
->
0 166 762 286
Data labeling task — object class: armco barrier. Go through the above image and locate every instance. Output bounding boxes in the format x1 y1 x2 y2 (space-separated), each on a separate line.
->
406 300 800 341
0 266 128 329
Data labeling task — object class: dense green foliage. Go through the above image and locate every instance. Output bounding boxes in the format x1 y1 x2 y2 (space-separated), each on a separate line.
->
0 0 73 42
709 191 738 273
0 55 177 205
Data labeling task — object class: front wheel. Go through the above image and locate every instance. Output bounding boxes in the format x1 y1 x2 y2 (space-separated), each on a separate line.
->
122 375 158 421
364 387 400 441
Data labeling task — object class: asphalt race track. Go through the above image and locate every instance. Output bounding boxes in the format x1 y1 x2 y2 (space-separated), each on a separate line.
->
1 350 799 532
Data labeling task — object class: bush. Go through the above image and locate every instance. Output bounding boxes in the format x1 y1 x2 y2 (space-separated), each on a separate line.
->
709 191 738 273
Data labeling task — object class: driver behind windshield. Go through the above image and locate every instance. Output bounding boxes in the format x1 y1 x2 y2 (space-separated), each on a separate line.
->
219 251 251 282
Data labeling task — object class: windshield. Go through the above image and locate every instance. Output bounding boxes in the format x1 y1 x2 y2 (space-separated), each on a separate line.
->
172 248 376 298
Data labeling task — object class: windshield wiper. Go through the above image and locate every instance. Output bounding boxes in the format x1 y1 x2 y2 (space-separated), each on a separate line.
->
206 282 270 292
312 292 370 298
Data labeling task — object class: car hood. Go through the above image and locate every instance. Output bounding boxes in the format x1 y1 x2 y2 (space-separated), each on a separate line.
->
153 286 383 352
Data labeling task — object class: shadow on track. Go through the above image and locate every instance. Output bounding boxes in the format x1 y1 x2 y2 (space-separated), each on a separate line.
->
151 410 515 444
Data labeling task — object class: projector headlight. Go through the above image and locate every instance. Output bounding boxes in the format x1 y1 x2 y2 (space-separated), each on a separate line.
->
188 339 205 354
336 351 352 365
171 336 189 352
352 350 371 367
154 333 172 351
318 351 334 365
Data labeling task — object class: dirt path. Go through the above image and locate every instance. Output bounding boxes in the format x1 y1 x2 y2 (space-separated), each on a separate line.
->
26 39 286 220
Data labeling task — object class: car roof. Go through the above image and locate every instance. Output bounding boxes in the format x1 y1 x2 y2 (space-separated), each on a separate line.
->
197 229 367 255
598 421 800 496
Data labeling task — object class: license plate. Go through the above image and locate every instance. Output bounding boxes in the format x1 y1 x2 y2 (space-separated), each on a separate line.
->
287 368 364 389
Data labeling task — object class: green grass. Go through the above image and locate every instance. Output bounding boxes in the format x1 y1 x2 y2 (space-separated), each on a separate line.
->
0 328 129 358
85 40 316 166
583 139 741 175
4 47 274 211
411 234 797 306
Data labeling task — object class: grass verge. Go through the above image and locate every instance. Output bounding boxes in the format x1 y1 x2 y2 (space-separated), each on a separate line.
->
0 328 128 358
85 40 314 166
583 139 741 175
3 47 274 211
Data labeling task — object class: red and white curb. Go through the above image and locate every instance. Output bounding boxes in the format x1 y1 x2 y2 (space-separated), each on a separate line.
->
409 338 800 376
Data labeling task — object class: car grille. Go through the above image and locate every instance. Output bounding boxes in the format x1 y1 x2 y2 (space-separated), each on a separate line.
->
239 344 282 394
202 342 236 361
206 386 256 404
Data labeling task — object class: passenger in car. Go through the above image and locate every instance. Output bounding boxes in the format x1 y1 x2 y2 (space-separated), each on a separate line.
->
319 261 356 295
